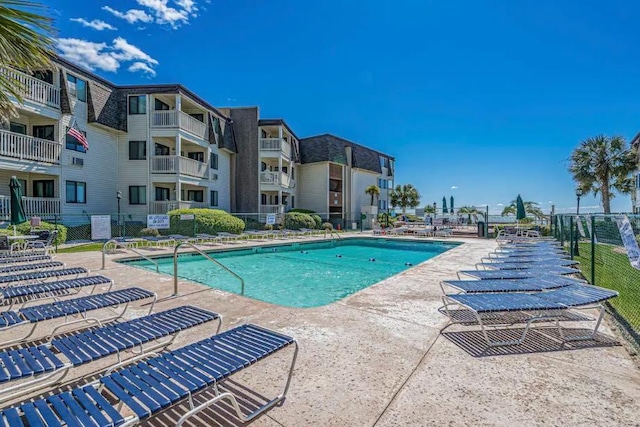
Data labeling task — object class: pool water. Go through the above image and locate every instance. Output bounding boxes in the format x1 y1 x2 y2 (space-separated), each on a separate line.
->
124 238 457 308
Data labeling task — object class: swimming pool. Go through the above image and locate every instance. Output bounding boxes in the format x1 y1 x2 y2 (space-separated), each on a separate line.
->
123 238 457 308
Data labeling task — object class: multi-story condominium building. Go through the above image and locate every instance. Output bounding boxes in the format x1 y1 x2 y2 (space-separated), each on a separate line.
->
297 134 394 223
0 56 234 222
221 107 300 217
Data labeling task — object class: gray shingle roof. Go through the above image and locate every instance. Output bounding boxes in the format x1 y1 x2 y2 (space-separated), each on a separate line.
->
299 134 393 174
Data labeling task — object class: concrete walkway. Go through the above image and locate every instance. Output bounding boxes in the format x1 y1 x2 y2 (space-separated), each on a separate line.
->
7 236 639 426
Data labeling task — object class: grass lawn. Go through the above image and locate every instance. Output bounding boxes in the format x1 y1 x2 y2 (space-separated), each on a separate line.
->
56 243 105 253
575 242 640 331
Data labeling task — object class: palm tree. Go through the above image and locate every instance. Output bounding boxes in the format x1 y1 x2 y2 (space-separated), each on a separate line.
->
501 200 545 222
458 205 481 222
501 205 516 216
389 184 420 213
423 204 436 214
364 185 380 206
0 0 54 120
568 135 638 214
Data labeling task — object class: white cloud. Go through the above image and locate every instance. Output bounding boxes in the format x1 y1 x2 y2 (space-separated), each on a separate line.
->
102 6 153 24
496 203 504 206
104 0 199 29
450 185 458 190
548 201 554 204
57 37 158 76
70 18 117 31
128 62 156 76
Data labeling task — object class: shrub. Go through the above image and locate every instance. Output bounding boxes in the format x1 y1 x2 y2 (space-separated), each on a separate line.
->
140 227 160 237
283 212 316 230
264 223 273 231
244 218 263 231
290 209 322 228
15 221 67 244
167 208 245 236
322 222 334 230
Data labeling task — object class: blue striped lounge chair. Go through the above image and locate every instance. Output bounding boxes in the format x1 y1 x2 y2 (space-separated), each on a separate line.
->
474 259 579 270
456 266 580 280
440 275 585 295
0 275 113 310
0 287 157 346
0 261 64 275
441 283 617 347
0 324 297 426
0 306 220 403
0 254 52 265
0 267 89 286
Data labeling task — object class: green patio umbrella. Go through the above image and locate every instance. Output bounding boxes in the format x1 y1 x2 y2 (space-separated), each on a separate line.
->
450 196 454 214
442 196 448 214
516 194 526 222
9 176 26 235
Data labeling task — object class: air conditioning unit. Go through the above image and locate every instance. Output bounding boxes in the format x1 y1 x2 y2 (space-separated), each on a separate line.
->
211 173 218 180
71 157 84 166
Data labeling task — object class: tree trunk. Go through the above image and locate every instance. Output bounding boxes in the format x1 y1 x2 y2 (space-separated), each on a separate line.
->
370 194 374 206
601 175 611 214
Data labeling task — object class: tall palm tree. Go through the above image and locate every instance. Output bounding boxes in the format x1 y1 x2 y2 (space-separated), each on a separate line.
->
501 200 545 222
389 184 420 213
458 205 481 222
0 0 54 120
568 135 638 214
423 204 436 214
364 185 380 206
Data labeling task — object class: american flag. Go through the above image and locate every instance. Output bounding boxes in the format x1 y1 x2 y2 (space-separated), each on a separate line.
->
67 120 89 151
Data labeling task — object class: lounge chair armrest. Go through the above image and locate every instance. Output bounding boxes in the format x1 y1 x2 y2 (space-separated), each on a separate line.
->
102 352 159 377
47 317 103 342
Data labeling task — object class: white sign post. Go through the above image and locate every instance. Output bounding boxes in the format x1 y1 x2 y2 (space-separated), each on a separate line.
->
266 213 276 225
91 215 112 240
147 214 170 230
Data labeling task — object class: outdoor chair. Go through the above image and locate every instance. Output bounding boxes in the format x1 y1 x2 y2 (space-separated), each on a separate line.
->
0 236 8 252
457 266 581 280
0 324 296 426
25 230 58 254
0 287 157 346
0 305 220 403
440 275 586 295
475 259 579 270
0 254 52 265
441 283 617 347
0 267 89 286
195 233 222 245
0 275 113 310
0 261 64 275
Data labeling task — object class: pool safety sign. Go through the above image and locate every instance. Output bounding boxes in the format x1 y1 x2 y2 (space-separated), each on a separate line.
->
147 214 170 229
266 213 276 225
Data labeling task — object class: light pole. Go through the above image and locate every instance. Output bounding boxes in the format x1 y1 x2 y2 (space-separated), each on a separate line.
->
116 191 122 237
433 202 437 227
574 187 582 256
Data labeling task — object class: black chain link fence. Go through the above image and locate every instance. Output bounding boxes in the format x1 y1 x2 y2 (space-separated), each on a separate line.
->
553 214 640 348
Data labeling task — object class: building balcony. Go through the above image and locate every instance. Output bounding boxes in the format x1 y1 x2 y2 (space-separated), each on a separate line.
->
260 138 291 159
148 200 207 214
0 196 61 220
0 67 60 109
0 129 61 164
260 204 286 214
150 155 209 179
260 171 294 188
150 110 206 140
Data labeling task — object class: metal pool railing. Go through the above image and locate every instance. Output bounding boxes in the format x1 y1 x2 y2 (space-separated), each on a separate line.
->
172 241 245 297
102 239 159 272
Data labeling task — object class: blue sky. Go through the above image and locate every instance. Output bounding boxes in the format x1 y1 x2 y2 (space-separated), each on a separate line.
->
42 0 639 214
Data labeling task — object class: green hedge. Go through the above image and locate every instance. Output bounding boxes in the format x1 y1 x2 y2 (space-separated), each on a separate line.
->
290 209 322 228
15 221 67 244
167 208 245 236
284 212 316 230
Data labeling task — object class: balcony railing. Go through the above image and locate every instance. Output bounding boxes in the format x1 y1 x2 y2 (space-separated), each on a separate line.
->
150 110 206 139
260 204 286 214
149 200 207 214
260 171 294 188
0 67 60 108
0 130 61 164
259 138 291 159
150 155 208 179
0 196 61 220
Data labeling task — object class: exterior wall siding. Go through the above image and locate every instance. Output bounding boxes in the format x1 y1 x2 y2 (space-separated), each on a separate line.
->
119 111 149 217
297 162 328 215
351 169 379 216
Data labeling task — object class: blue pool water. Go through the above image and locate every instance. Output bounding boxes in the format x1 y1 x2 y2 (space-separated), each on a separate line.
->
124 238 457 308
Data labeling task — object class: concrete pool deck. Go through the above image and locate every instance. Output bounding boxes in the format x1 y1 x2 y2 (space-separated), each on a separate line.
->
5 235 640 426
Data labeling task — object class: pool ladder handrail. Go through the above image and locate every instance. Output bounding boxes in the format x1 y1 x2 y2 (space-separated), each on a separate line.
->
325 229 342 239
101 239 160 272
173 241 245 297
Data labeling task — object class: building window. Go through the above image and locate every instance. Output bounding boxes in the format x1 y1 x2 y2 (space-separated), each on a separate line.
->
129 141 146 160
67 74 86 102
65 128 87 153
636 173 640 189
291 196 295 209
378 178 387 189
128 95 146 115
261 194 267 205
187 190 203 203
189 113 204 122
65 181 86 204
33 180 55 198
210 153 218 169
129 186 147 205
33 70 53 84
210 190 218 207
154 98 170 111
33 125 55 141
9 122 26 135
187 152 204 162
155 187 170 201
155 143 170 156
